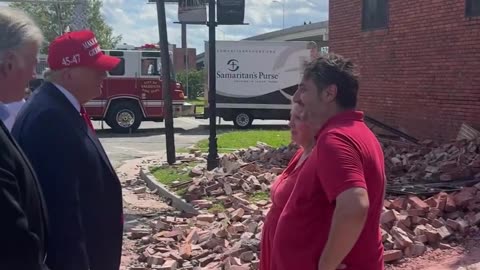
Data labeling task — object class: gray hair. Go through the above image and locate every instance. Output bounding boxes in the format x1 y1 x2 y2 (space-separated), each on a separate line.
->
0 7 43 63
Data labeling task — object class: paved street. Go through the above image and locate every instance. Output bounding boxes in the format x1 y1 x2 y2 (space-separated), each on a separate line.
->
94 117 288 168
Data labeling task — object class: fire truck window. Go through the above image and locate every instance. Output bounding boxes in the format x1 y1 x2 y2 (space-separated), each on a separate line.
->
142 52 161 58
109 58 125 76
142 58 159 75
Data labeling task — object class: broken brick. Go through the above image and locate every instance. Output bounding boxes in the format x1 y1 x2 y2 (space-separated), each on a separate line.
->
391 197 407 211
197 214 215 223
147 254 165 266
390 226 413 249
453 189 476 208
159 260 178 270
381 210 397 224
179 243 192 259
384 250 403 263
191 200 213 209
424 197 439 208
408 196 429 210
231 208 245 221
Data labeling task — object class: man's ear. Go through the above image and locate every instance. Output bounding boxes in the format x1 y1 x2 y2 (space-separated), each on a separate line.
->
323 84 338 103
0 53 15 78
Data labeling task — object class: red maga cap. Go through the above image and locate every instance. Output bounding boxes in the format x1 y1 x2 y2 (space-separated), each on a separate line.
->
48 30 120 71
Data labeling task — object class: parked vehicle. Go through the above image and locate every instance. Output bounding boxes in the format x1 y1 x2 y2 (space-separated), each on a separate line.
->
198 40 318 128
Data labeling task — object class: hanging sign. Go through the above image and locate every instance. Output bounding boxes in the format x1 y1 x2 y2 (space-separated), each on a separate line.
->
178 0 207 23
217 0 245 25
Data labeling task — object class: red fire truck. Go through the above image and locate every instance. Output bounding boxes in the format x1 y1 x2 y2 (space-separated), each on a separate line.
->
33 47 186 133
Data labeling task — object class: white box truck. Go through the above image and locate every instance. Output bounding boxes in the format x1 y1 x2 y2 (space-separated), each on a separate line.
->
199 40 319 128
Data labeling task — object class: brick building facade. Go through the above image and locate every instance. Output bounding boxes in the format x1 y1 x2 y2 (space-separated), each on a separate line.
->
173 47 196 74
329 0 480 141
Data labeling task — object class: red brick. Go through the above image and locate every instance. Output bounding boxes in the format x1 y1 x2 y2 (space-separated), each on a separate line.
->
390 226 413 249
424 197 439 208
381 210 397 225
384 250 403 263
408 196 429 211
453 189 476 208
391 197 407 211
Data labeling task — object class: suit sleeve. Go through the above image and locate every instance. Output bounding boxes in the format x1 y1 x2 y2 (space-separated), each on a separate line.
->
0 168 48 270
316 132 367 203
15 112 89 270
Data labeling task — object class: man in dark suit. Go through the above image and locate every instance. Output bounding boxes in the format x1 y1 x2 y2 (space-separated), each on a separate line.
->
12 30 123 270
0 7 49 270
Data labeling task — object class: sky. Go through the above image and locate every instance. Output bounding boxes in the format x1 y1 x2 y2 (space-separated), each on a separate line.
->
0 0 328 53
100 0 329 53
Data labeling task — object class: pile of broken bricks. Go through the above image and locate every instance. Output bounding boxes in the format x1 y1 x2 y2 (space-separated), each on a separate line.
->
127 192 271 270
383 138 480 185
382 185 480 263
125 137 480 269
172 143 298 203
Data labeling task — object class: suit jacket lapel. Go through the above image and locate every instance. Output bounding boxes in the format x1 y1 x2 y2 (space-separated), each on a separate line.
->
85 127 118 179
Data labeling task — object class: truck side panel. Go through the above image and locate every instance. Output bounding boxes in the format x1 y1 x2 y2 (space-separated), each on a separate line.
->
204 40 313 122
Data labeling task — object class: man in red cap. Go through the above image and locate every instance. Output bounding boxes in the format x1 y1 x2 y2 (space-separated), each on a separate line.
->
12 30 124 270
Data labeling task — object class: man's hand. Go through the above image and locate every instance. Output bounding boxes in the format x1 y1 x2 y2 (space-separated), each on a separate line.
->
318 187 369 270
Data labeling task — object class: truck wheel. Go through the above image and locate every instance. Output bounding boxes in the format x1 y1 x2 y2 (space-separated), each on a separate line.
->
106 101 142 133
233 111 253 129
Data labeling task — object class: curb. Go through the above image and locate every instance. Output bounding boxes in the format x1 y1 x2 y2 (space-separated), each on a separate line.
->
139 167 199 215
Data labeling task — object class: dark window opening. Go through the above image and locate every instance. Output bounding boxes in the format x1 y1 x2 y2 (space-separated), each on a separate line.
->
141 58 160 75
362 0 389 30
142 51 161 58
109 50 124 57
109 58 125 76
466 0 480 17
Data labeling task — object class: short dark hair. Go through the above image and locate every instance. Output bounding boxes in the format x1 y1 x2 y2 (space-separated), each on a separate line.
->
303 53 359 109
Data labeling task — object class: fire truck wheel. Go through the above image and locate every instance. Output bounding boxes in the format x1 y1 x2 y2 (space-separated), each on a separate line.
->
233 111 253 129
107 101 142 133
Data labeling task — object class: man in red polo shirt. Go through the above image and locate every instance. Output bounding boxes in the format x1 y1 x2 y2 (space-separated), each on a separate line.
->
272 54 385 270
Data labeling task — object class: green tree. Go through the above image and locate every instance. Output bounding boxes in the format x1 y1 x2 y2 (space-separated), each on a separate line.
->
176 69 206 99
10 0 121 53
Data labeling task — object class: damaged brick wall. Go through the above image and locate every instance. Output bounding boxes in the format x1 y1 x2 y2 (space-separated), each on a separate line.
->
329 0 480 141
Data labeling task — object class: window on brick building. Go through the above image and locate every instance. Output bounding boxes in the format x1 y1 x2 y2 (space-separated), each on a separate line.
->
466 0 480 17
362 0 389 30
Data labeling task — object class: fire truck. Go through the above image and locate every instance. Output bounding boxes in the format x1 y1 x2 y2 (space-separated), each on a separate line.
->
33 46 186 133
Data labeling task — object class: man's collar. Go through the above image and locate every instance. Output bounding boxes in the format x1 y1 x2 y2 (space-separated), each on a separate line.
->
52 83 81 113
314 110 364 138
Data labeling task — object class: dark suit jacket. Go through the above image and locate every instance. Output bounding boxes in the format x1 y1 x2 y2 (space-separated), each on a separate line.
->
0 118 48 270
12 82 124 270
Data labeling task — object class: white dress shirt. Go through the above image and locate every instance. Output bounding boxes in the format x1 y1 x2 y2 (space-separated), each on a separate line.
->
0 101 10 124
3 99 26 131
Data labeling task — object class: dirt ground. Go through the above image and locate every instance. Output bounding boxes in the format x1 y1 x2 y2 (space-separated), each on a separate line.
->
386 236 480 270
117 157 172 270
117 156 480 270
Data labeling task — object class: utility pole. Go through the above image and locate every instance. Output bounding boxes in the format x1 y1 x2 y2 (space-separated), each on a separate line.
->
206 0 218 170
156 0 176 164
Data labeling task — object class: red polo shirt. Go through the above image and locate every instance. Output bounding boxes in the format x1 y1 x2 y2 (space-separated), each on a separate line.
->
272 111 385 270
